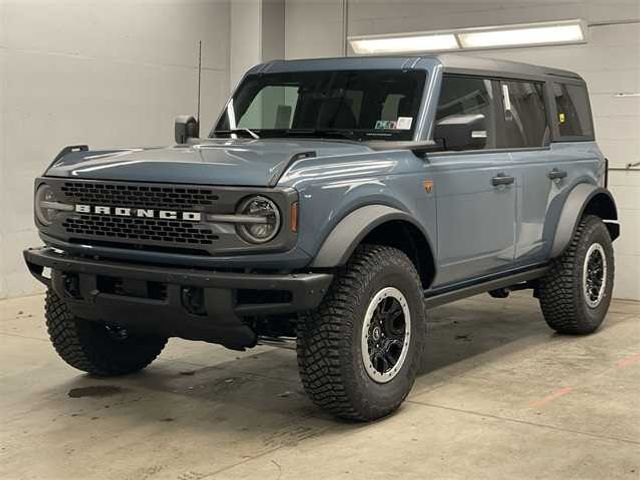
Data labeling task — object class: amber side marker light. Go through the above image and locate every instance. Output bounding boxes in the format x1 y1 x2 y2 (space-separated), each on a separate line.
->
423 180 434 194
290 202 299 232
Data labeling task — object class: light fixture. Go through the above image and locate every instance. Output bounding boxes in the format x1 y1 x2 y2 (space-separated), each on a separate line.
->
458 21 585 49
348 20 586 55
350 33 459 55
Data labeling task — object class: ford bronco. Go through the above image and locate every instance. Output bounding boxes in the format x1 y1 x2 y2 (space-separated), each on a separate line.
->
24 55 619 421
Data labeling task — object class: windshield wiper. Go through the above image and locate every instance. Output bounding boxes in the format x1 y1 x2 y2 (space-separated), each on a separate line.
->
214 128 260 139
260 128 360 141
215 128 361 141
313 129 360 140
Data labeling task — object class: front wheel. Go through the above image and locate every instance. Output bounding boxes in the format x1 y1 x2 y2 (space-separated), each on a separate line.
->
296 245 427 421
538 215 614 335
45 289 167 376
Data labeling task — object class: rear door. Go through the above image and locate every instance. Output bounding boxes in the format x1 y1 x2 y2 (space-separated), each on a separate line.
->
547 80 600 196
429 75 517 286
506 79 598 266
499 79 554 265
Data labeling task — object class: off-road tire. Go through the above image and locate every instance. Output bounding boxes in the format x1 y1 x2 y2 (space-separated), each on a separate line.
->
45 289 167 376
297 245 427 421
538 215 614 335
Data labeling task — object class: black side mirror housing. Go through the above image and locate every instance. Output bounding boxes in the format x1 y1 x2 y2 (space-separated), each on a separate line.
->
175 115 200 144
409 140 444 158
433 113 487 151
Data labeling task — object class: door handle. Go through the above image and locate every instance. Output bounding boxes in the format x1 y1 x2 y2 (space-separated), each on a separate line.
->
548 168 567 180
491 173 515 186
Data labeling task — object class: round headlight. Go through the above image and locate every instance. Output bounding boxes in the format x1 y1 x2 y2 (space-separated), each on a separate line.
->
236 196 281 244
35 184 58 226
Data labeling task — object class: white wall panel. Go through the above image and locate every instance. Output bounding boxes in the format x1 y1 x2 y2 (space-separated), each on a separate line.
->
614 253 640 301
285 0 345 59
230 0 286 90
0 31 6 299
230 0 261 90
609 171 640 300
0 0 231 299
4 1 230 71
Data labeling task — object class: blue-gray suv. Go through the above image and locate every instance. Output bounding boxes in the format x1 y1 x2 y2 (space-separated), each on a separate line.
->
25 54 620 421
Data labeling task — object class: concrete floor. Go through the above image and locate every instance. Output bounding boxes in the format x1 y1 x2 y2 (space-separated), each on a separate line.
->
0 292 638 480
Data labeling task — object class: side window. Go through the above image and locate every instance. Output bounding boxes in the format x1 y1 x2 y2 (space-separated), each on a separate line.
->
553 83 594 139
500 80 549 148
434 76 498 151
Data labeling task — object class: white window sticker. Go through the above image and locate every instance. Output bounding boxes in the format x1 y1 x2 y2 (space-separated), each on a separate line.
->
375 120 397 130
502 84 512 112
396 117 413 130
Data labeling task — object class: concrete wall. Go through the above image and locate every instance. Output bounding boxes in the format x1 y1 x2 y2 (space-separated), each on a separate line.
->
285 0 346 59
0 0 231 299
230 0 285 90
284 0 639 300
230 0 262 91
262 0 286 66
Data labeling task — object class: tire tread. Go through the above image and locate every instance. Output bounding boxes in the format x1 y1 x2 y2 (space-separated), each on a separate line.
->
45 290 167 376
539 215 613 335
297 245 425 421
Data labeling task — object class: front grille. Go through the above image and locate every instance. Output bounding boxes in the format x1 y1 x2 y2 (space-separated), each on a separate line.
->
43 178 294 256
60 181 219 209
63 215 218 245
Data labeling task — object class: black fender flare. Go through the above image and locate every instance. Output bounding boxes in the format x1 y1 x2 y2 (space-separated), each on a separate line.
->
311 205 433 268
550 184 619 258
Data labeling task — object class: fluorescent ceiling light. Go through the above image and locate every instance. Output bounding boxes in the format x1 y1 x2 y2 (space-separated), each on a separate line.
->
350 34 459 55
348 20 586 55
458 22 585 49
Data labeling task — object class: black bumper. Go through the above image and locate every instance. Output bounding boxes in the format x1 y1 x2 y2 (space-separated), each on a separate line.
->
24 247 332 349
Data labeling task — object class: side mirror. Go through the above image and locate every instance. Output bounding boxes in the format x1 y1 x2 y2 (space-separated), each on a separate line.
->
433 113 487 151
175 115 200 144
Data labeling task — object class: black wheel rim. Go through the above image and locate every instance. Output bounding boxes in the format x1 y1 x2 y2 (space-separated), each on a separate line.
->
583 243 607 308
361 287 411 383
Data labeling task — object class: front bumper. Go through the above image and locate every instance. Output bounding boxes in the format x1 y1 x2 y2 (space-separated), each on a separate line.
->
24 247 332 349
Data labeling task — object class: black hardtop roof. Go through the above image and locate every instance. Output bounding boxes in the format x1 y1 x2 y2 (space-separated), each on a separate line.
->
252 53 584 82
436 53 583 81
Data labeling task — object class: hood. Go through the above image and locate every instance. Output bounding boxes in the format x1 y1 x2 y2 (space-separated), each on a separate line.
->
45 138 373 187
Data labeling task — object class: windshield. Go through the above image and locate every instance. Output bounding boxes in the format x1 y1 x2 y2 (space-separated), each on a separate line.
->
213 70 426 141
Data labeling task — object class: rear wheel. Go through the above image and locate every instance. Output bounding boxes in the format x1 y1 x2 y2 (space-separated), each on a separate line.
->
45 289 167 376
297 245 427 421
538 215 614 335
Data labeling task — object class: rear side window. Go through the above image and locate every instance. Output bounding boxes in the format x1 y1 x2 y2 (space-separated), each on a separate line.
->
553 83 594 139
500 80 549 148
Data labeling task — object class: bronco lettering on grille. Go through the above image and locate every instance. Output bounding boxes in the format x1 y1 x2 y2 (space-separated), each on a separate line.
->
74 204 201 221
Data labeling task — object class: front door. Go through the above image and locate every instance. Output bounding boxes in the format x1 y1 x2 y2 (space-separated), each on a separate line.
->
430 152 517 286
429 75 516 287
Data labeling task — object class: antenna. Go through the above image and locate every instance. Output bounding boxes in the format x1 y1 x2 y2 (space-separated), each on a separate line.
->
196 40 202 121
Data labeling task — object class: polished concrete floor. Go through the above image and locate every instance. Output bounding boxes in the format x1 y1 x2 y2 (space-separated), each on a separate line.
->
1 291 638 480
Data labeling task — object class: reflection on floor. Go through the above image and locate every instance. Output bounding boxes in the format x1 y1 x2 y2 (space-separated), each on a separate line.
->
1 292 638 479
